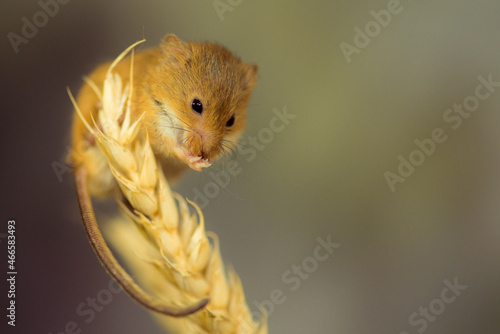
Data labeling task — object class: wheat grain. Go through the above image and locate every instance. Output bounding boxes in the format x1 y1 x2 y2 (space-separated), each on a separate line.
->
72 40 267 334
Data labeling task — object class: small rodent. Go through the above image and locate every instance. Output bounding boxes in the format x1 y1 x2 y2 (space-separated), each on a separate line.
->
70 34 258 317
71 34 258 190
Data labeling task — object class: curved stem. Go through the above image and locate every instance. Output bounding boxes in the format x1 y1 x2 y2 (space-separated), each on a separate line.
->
74 166 209 317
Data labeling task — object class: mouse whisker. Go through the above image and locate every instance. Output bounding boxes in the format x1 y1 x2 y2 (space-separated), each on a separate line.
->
221 139 237 150
220 140 237 157
221 138 239 146
164 125 189 133
166 112 193 131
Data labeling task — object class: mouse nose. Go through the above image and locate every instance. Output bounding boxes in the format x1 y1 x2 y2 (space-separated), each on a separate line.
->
188 129 221 161
198 141 220 161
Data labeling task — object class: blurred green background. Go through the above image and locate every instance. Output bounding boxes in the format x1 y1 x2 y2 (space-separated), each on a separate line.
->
1 0 500 333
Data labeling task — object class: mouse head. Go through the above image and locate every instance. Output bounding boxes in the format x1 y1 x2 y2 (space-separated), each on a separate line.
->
145 34 258 171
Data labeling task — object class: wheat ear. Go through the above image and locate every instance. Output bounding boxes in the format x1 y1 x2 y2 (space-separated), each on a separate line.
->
70 40 268 333
70 39 209 317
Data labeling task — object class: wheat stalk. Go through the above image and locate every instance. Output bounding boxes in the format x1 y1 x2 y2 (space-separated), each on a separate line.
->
70 41 267 334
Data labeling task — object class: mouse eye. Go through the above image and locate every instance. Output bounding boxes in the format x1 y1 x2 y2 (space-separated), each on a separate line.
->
226 115 235 127
191 99 203 114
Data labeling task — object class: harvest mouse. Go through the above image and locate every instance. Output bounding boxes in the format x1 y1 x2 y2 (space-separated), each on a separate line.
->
71 34 258 191
70 34 258 317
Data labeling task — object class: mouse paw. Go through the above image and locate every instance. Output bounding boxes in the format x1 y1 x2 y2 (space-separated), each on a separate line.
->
187 155 212 172
175 148 212 171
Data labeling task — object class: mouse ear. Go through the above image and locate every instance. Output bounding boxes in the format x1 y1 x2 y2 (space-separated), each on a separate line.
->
160 34 192 64
244 63 258 90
